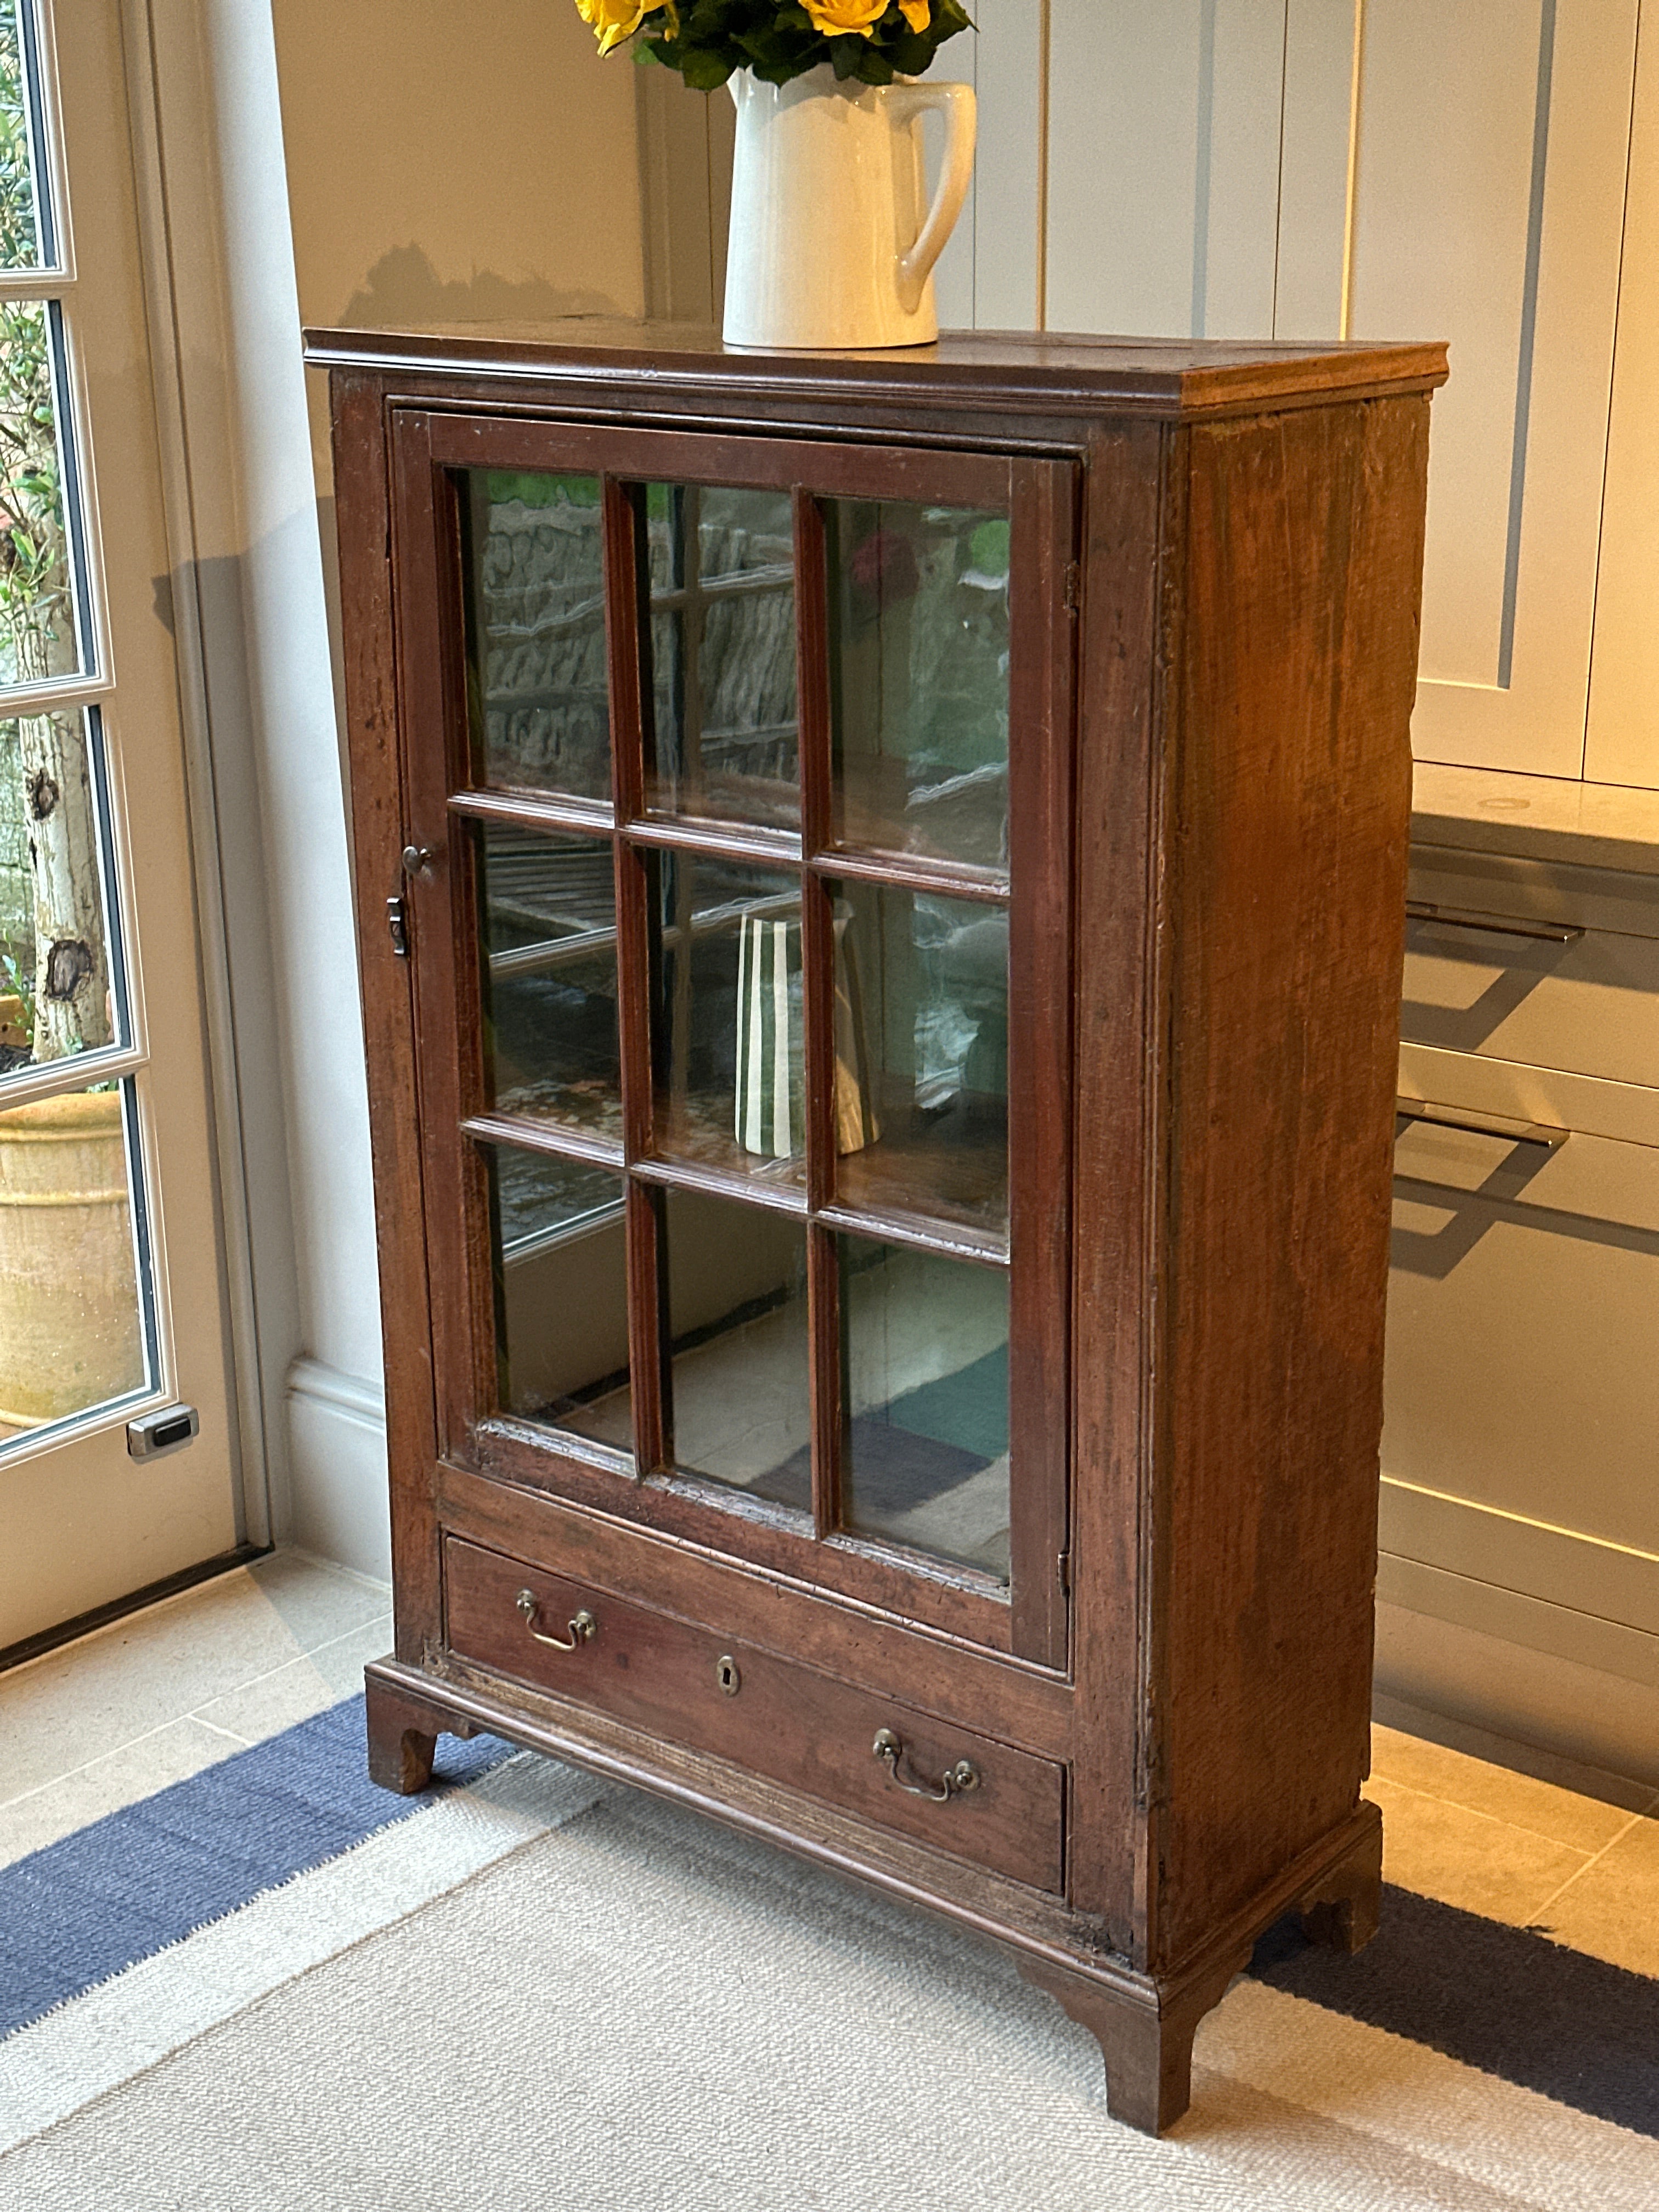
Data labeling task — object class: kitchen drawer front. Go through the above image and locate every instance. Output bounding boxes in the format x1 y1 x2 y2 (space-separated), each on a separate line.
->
444 1537 1065 1893
1403 849 1659 1092
1385 1104 1659 1569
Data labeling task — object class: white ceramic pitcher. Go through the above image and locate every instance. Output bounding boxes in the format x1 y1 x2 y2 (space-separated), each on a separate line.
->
723 65 976 351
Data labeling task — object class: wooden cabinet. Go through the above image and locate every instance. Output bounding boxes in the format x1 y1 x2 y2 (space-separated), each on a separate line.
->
312 323 1443 2134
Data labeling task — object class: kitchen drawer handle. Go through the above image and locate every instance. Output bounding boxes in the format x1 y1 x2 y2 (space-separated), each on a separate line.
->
1406 899 1583 946
1395 1097 1570 1151
872 1728 980 1802
516 1589 597 1651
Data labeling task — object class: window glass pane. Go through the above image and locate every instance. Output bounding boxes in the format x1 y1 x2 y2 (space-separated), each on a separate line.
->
0 1078 151 1445
839 1236 1009 1581
650 848 805 1192
664 1187 810 1511
0 301 82 685
831 880 1008 1240
642 483 799 831
0 708 121 1085
486 1142 632 1457
477 824 620 1143
0 4 46 272
462 471 612 803
827 500 1009 872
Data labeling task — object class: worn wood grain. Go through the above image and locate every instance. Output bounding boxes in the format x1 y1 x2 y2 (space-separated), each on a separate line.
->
1148 396 1429 1970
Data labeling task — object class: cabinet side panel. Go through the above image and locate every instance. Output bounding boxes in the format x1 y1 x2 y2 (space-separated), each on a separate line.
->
1068 422 1168 1950
1152 395 1429 1967
329 371 441 1658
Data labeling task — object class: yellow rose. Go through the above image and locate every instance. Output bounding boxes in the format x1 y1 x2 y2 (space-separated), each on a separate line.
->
899 0 931 26
573 0 651 55
802 0 888 36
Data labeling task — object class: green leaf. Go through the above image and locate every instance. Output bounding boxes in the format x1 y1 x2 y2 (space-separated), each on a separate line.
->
677 43 736 87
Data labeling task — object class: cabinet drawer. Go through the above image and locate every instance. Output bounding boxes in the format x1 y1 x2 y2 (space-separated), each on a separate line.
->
444 1537 1065 1893
1403 852 1659 1092
1386 1112 1659 1572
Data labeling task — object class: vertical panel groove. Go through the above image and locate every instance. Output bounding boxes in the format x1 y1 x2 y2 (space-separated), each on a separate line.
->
1497 0 1558 692
1339 0 1368 338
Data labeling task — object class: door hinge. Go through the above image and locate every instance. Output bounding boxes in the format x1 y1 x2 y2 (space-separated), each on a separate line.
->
1057 1547 1071 1595
386 894 410 958
1062 562 1081 615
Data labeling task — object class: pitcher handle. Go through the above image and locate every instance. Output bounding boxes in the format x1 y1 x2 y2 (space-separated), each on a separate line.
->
886 81 977 315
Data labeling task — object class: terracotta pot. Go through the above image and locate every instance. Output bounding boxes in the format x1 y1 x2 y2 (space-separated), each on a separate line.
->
723 65 976 350
0 1087 145 1427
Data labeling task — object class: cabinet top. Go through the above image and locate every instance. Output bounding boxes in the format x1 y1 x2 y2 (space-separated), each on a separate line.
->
303 319 1447 423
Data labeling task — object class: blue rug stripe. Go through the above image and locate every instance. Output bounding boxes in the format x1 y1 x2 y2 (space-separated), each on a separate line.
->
1251 1883 1659 2140
0 1696 511 2041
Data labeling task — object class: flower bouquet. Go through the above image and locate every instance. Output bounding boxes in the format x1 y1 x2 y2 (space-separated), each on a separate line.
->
574 0 973 90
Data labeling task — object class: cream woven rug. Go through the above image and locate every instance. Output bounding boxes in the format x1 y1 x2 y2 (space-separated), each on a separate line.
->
2 1737 1654 2211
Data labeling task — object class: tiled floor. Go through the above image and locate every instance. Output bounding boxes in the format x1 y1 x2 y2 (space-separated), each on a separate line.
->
2 1551 1656 1979
0 1551 391 1870
1367 1720 1659 1977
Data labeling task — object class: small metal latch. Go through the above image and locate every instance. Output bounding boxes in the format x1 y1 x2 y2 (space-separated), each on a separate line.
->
128 1403 199 1460
386 895 410 958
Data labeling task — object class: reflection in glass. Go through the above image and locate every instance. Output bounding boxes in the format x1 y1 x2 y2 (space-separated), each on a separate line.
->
0 1078 149 1440
477 824 620 1141
0 709 121 1081
642 483 799 830
839 1236 1009 1580
664 1188 810 1510
0 4 46 272
462 471 611 802
486 1142 633 1455
827 500 1010 871
651 849 806 1186
0 300 82 687
832 880 1008 1237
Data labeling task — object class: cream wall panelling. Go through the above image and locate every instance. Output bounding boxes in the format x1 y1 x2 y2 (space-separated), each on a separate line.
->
1312 0 1638 780
1014 4 1644 784
1045 0 1286 339
1585 5 1659 788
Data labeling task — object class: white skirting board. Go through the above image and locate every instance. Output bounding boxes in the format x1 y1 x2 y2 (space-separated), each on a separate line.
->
284 1357 392 1583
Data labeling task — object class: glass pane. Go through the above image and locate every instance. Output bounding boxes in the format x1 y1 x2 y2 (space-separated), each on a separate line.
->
642 483 799 831
0 3 46 270
486 1142 632 1456
0 1079 150 1446
827 500 1010 872
0 301 82 685
651 849 806 1190
839 1237 1009 1581
832 881 1008 1239
477 823 620 1143
664 1188 810 1510
0 708 121 1083
462 471 611 803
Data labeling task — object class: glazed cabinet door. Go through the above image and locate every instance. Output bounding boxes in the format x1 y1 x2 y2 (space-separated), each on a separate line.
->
388 414 1076 1667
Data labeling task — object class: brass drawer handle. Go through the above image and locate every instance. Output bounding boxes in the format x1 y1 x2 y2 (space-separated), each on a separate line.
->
516 1589 597 1651
872 1727 980 1802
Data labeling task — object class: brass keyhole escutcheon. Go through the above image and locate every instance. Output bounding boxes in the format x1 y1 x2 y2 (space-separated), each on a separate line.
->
716 1654 741 1697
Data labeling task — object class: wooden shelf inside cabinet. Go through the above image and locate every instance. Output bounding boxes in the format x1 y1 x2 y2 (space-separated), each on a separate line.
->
313 320 1445 2135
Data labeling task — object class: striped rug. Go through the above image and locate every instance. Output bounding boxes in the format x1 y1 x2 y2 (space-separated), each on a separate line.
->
0 1696 1654 2210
